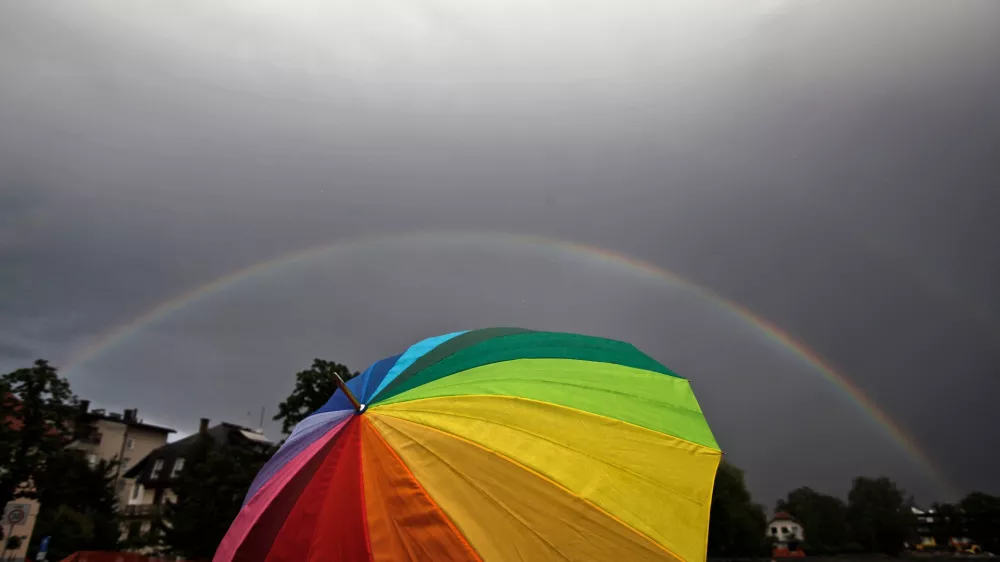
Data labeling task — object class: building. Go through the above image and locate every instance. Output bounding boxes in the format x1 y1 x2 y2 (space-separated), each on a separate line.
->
768 511 805 543
768 512 805 557
911 506 937 549
121 418 272 541
908 505 984 554
1 398 175 562
70 401 176 503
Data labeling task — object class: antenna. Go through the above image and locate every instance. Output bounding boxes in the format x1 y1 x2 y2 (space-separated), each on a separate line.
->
257 406 265 433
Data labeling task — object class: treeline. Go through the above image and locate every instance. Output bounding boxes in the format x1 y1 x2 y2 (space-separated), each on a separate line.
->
708 462 1000 557
4 359 998 559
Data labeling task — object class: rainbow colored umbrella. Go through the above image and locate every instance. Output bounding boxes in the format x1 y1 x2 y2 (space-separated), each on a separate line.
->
214 328 721 562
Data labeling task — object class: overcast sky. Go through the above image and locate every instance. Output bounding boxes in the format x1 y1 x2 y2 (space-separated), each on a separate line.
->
1 0 998 505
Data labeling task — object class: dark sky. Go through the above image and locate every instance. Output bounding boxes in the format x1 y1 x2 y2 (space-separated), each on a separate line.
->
2 0 998 505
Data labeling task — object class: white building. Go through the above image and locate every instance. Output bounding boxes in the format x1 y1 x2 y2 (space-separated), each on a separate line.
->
768 512 805 544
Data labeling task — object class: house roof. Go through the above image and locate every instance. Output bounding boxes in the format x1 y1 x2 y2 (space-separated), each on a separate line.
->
770 512 801 524
123 422 272 481
167 422 270 449
81 407 175 434
86 413 175 434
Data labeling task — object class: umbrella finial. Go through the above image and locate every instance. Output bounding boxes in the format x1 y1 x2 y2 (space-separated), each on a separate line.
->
333 372 362 413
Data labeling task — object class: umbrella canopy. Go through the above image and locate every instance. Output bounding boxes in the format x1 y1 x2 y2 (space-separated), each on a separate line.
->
214 328 721 562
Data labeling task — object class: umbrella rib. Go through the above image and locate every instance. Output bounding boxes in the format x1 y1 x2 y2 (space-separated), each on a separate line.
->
373 414 682 562
382 375 707 418
375 398 709 506
362 418 486 562
371 393 716 454
374 415 578 562
377 379 711 449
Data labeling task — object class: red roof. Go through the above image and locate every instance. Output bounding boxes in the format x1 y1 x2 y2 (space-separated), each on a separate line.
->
771 512 800 523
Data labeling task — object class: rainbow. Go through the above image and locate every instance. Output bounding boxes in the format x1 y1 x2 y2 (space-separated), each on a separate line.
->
61 230 955 497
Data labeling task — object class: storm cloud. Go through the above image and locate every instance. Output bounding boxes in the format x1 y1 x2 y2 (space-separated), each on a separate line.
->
1 0 998 503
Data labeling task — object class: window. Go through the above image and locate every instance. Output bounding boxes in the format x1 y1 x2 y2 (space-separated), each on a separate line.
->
130 482 144 503
150 458 165 479
781 526 789 534
171 457 185 479
121 457 130 471
125 437 135 450
771 527 777 535
87 454 98 468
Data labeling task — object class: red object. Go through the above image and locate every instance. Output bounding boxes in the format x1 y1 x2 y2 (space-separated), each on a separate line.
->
59 553 204 562
230 430 340 560
772 545 806 557
263 418 370 562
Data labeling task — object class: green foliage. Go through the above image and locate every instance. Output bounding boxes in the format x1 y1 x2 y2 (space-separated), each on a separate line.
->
160 434 271 560
29 505 96 561
29 451 121 558
708 461 770 558
31 503 120 561
959 492 1000 553
0 360 77 509
33 452 119 513
847 476 912 555
273 359 358 433
777 486 849 553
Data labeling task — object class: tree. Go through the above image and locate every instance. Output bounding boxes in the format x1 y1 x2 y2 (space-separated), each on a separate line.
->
0 360 77 510
273 359 358 434
777 487 849 553
847 476 912 555
708 461 770 558
28 451 121 559
160 435 271 559
28 506 95 561
959 492 1000 553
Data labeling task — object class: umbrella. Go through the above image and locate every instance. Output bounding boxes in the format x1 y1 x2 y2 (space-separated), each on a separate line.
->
214 328 721 562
